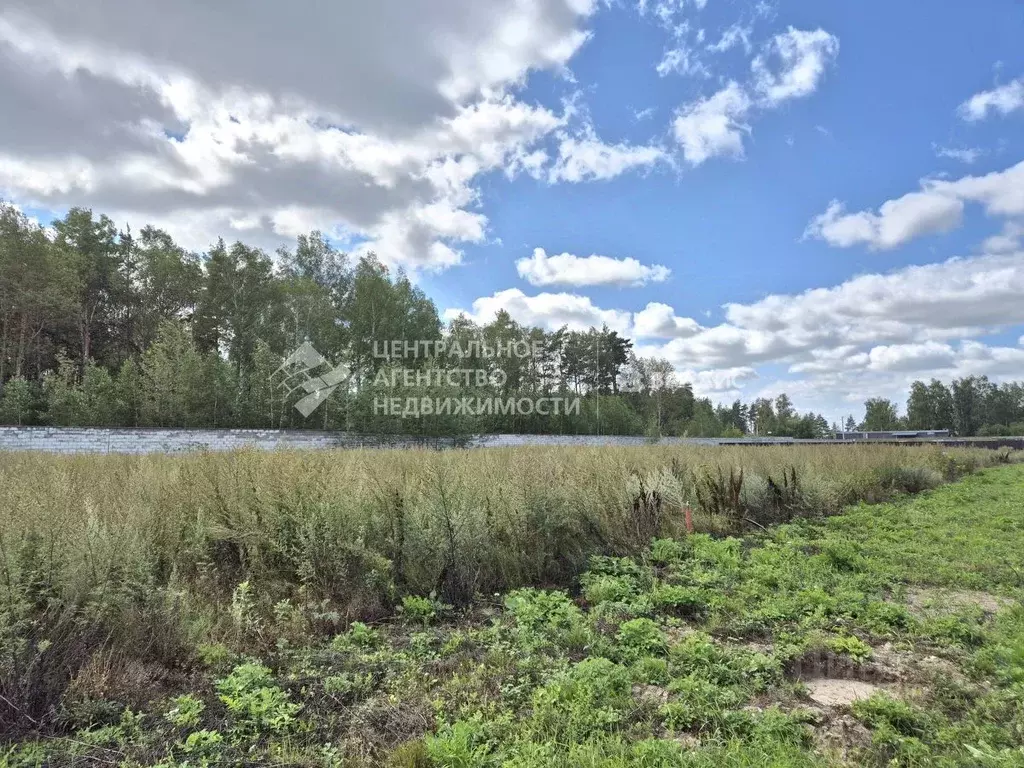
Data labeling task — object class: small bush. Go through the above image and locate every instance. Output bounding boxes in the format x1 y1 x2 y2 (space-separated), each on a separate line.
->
332 621 381 651
630 656 670 685
661 676 743 733
164 694 205 729
827 633 873 662
214 663 302 737
505 589 587 650
400 595 442 626
324 672 375 701
650 584 706 618
615 618 667 660
852 693 931 738
581 575 637 605
529 658 633 743
649 538 688 566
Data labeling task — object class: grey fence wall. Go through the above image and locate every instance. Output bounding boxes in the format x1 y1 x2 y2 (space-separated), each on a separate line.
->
0 427 468 454
0 428 731 454
0 427 1020 455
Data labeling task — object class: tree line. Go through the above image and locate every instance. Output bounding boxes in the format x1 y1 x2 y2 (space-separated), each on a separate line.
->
3 202 1016 438
854 378 1024 437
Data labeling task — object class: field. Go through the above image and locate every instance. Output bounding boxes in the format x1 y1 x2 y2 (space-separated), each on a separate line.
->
1 445 1022 766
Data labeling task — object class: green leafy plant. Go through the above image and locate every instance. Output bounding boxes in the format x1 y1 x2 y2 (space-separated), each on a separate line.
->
649 538 688 566
214 663 302 738
650 584 705 618
827 633 874 662
615 618 666 660
505 588 587 649
323 672 374 701
400 595 442 625
164 694 205 729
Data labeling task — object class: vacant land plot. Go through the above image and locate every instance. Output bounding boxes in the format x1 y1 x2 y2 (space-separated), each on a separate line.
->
1 447 1022 765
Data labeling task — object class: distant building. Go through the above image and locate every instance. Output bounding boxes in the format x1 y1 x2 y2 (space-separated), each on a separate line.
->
835 429 951 441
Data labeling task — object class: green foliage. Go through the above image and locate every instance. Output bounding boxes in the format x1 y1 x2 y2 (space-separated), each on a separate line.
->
180 729 224 761
854 693 928 733
5 462 1024 766
650 584 706 617
529 658 633 743
0 378 34 426
648 538 688 566
615 618 667 660
826 633 874 662
425 718 496 767
660 676 745 733
196 643 234 672
860 397 902 431
164 694 205 729
582 556 650 605
505 589 587 649
75 708 146 747
214 663 302 737
922 613 987 648
974 608 1024 685
400 595 444 626
630 656 670 685
332 621 382 651
583 574 639 605
323 671 374 701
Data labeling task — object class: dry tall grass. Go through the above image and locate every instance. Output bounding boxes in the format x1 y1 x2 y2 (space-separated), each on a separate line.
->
0 443 1009 733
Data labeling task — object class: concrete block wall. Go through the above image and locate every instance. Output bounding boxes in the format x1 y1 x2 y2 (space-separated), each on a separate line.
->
2 427 1018 455
0 428 708 454
0 427 468 454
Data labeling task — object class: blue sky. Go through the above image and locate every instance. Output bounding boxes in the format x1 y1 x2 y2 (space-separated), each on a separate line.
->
1 0 1023 421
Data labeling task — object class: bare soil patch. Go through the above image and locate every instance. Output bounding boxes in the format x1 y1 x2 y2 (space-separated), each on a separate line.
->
907 587 1014 616
785 649 898 686
812 712 874 762
804 678 882 708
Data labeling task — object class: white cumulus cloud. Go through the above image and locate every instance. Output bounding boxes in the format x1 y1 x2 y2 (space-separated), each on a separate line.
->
548 129 668 183
672 82 752 166
804 194 964 250
866 342 957 373
671 27 839 166
444 289 633 335
806 161 1024 250
517 248 671 287
959 76 1024 121
0 1 596 269
633 302 702 338
751 27 839 106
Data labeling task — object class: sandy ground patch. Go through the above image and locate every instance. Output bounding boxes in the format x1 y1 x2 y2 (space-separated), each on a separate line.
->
908 587 1015 616
803 678 882 707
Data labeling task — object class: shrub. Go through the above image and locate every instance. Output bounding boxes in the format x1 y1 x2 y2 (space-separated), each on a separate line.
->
616 618 667 660
332 621 381 651
630 656 670 685
400 595 442 626
649 538 688 566
650 584 706 618
827 633 873 662
164 694 205 729
425 718 495 767
214 663 302 737
582 575 637 605
852 693 931 738
324 672 375 701
505 589 587 650
661 676 743 733
529 658 633 742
